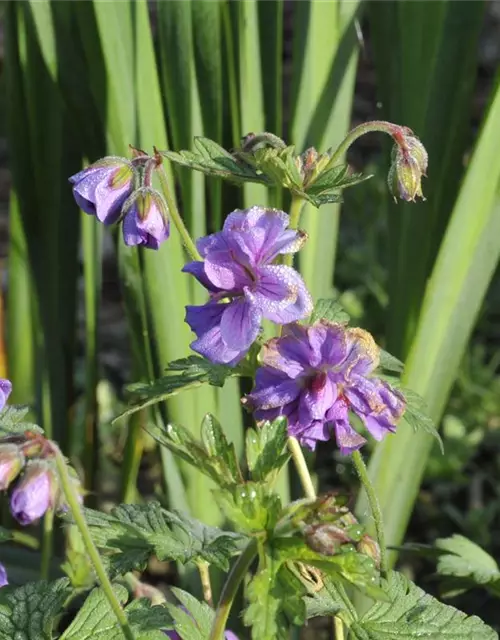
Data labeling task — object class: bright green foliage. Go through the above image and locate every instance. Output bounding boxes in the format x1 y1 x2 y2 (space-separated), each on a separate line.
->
0 578 72 640
244 564 292 640
214 482 283 534
245 417 290 483
350 571 497 639
0 406 42 437
165 588 215 640
309 298 350 325
60 584 171 640
76 502 245 576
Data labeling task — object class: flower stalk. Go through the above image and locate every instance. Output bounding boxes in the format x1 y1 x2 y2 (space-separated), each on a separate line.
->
52 444 135 640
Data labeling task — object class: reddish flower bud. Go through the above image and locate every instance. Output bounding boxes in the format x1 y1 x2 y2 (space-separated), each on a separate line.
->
0 443 24 490
357 534 381 568
388 132 428 202
305 523 351 556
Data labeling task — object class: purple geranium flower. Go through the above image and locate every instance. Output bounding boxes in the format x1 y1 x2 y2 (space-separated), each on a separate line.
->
0 443 24 490
184 207 313 365
0 563 7 587
0 378 12 410
245 321 405 453
69 156 135 224
122 187 170 250
10 461 58 525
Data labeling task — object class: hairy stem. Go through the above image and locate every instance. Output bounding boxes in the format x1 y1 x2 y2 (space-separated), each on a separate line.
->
198 561 214 608
40 509 54 579
283 196 304 268
209 540 257 640
156 162 201 261
334 615 345 640
351 449 387 575
53 445 135 640
287 436 316 499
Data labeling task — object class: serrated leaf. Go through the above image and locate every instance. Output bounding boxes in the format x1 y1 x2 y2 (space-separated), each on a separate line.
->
114 356 238 422
213 482 282 534
200 414 242 484
304 192 344 207
378 350 404 373
435 535 500 597
310 299 350 325
305 577 346 620
166 588 215 640
74 502 245 576
61 584 172 640
147 420 239 488
161 137 270 185
306 164 371 195
0 405 42 437
245 417 289 482
244 565 289 640
401 387 444 453
0 578 72 640
351 571 497 639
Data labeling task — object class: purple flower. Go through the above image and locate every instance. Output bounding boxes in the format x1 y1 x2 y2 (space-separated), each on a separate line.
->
122 187 170 250
10 461 58 525
69 157 135 224
184 207 312 364
245 321 405 454
0 378 12 410
0 563 7 587
0 444 24 490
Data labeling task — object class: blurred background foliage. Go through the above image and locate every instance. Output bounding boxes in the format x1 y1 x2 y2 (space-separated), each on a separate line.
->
2 0 500 634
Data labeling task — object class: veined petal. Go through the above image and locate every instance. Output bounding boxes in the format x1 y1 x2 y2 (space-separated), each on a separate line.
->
186 303 246 365
307 322 347 368
247 265 312 324
220 298 261 350
342 328 380 378
260 332 311 378
298 373 337 422
182 261 223 293
71 166 111 215
333 419 367 455
289 419 332 451
95 174 133 224
247 367 301 410
185 302 226 335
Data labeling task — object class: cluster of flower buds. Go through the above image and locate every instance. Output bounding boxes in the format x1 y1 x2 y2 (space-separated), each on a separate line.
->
69 150 170 250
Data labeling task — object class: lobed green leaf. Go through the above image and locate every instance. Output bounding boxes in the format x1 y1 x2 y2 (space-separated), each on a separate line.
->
245 417 290 482
310 299 350 325
0 406 42 437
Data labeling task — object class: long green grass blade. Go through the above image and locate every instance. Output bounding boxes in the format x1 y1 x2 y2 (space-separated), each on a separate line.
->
358 72 500 559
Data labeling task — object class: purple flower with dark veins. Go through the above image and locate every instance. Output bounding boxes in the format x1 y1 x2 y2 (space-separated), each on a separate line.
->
245 321 405 453
0 563 7 587
10 461 58 525
69 157 135 224
122 187 170 250
184 207 313 365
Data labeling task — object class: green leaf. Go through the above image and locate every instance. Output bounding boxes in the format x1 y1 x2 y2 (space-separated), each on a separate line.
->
200 413 242 484
213 482 282 534
0 405 42 436
245 417 290 482
61 584 171 640
76 502 244 575
401 387 444 453
166 588 215 640
115 356 237 421
147 420 241 488
304 165 372 205
161 137 269 185
0 527 12 544
0 578 72 640
434 535 500 597
351 571 497 639
305 577 347 620
310 299 350 325
378 350 405 374
243 566 289 640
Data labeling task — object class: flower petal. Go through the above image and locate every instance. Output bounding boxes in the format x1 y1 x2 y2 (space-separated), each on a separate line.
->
0 379 12 411
70 166 109 215
289 419 332 451
186 303 246 365
182 261 223 293
95 173 133 224
333 419 367 455
247 367 301 410
307 322 347 369
260 333 311 378
220 298 261 351
298 374 337 422
247 265 312 324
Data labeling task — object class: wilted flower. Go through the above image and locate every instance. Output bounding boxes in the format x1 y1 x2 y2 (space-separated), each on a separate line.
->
245 321 405 453
0 379 11 410
69 156 135 224
0 443 24 490
122 187 170 250
0 563 7 587
184 206 312 365
388 129 428 202
10 461 58 525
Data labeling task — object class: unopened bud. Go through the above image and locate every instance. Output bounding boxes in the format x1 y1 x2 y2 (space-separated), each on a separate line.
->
0 443 24 490
388 132 428 202
0 562 7 588
305 523 351 556
10 461 58 525
357 534 381 568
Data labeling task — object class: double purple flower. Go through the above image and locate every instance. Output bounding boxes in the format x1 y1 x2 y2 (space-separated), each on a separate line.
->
184 207 313 365
245 321 405 453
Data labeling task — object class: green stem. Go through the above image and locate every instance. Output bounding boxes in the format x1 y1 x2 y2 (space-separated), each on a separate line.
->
334 615 345 640
287 436 315 500
221 0 241 148
326 120 401 170
40 509 53 579
209 540 257 640
53 445 135 640
156 163 201 261
12 530 39 550
283 196 304 268
351 449 387 575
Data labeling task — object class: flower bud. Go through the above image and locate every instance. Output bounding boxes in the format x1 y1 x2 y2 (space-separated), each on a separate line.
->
357 534 381 568
122 187 170 250
10 461 58 525
0 562 7 587
304 523 351 556
0 443 24 490
0 379 12 411
69 157 135 224
388 133 428 202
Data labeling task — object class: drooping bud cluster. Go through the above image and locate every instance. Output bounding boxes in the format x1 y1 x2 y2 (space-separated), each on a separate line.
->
69 151 170 250
0 379 83 526
388 127 428 202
